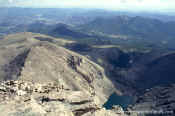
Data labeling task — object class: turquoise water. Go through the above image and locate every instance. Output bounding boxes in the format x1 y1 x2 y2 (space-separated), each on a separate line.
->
103 93 134 110
103 93 171 116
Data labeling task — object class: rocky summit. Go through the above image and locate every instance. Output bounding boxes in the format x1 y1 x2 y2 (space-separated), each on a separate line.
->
0 80 134 116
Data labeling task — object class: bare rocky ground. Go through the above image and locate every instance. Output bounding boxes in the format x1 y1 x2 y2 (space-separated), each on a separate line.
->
0 80 136 116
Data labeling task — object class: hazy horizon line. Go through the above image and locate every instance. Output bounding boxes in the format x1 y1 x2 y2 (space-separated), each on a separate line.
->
0 6 175 15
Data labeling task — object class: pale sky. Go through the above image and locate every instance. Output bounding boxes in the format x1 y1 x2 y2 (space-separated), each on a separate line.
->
1 0 175 12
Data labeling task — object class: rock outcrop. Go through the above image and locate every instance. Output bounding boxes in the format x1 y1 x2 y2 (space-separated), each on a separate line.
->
0 80 131 116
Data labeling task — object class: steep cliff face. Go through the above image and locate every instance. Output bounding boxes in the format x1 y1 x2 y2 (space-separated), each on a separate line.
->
131 84 175 116
66 43 145 95
135 53 175 89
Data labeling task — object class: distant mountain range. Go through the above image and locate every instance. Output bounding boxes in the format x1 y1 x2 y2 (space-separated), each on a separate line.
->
79 16 175 40
1 12 175 49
